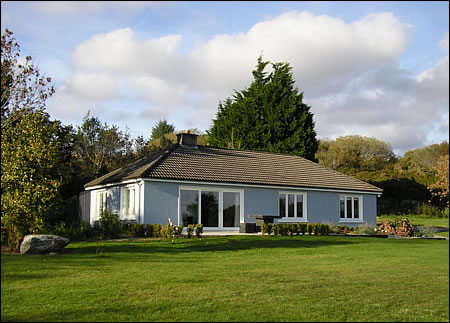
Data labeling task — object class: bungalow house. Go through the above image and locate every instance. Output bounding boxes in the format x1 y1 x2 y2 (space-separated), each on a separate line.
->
81 132 382 232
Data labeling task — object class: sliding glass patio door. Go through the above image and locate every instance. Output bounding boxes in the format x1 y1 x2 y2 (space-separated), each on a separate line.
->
179 188 242 228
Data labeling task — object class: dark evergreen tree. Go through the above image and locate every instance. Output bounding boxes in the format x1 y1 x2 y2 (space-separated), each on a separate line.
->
208 56 319 161
151 118 175 140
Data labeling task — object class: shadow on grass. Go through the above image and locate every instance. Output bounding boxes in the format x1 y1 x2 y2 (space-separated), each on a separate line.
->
67 235 364 256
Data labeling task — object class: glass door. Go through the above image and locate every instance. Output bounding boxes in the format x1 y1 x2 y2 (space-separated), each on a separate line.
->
201 191 219 227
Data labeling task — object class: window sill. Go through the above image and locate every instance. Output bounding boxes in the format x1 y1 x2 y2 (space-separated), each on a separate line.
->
277 218 308 223
339 219 364 223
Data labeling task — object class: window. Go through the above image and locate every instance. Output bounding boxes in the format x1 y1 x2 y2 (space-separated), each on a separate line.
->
179 188 242 228
201 191 219 227
180 189 199 226
122 186 137 218
223 192 240 227
279 192 307 222
339 195 362 221
96 191 107 218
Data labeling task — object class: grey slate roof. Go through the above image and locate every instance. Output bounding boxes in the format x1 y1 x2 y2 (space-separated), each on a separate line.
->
84 144 383 193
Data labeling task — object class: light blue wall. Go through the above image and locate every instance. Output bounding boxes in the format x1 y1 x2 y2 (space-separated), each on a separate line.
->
92 181 379 227
244 187 279 223
306 191 339 224
144 182 179 225
363 194 377 225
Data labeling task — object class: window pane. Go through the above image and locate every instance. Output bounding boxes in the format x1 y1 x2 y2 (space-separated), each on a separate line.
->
354 197 359 218
223 192 240 227
346 197 352 218
123 189 129 214
296 194 303 218
98 192 107 215
180 190 199 226
340 198 345 218
201 191 219 227
288 194 295 217
129 188 135 215
279 194 286 217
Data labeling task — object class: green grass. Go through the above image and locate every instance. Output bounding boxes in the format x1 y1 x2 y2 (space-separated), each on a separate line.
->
2 236 449 322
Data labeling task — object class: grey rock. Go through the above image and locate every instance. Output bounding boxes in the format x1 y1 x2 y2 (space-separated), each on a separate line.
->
20 234 70 255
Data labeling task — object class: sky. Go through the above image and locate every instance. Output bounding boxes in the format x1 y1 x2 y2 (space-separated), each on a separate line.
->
1 1 449 156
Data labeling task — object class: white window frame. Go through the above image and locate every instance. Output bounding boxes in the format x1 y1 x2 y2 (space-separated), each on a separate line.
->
96 190 108 220
178 186 244 230
339 194 363 222
121 184 138 220
278 191 308 223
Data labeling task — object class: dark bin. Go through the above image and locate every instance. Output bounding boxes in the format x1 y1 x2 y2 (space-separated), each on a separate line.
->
240 223 256 233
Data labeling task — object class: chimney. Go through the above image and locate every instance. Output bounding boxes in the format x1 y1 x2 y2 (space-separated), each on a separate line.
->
176 130 198 146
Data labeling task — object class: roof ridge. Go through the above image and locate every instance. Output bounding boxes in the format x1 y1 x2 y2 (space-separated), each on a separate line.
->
195 144 311 159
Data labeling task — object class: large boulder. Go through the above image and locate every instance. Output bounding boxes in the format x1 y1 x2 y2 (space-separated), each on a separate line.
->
20 234 70 255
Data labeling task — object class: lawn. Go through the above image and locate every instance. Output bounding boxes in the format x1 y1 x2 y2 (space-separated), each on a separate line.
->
1 236 449 322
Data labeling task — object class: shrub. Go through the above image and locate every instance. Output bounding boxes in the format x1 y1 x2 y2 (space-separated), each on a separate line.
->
356 223 378 235
378 217 414 237
73 221 94 240
319 224 330 235
160 226 167 239
295 223 303 235
267 223 273 235
289 224 298 236
416 203 447 218
99 209 122 239
273 224 280 236
153 224 162 238
307 224 313 235
261 223 268 235
186 224 195 238
166 223 175 238
312 224 319 236
279 224 289 236
299 223 307 235
63 221 94 241
145 224 154 238
132 224 145 237
120 221 133 236
175 225 184 238
195 224 203 238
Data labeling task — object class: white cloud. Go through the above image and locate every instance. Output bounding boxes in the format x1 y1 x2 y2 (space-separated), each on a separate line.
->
45 10 448 154
128 75 188 108
67 71 119 100
188 11 413 96
72 28 183 76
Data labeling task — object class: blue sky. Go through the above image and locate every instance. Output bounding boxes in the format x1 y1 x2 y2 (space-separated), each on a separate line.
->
1 1 449 155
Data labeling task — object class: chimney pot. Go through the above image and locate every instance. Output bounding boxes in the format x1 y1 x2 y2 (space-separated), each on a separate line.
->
177 131 198 146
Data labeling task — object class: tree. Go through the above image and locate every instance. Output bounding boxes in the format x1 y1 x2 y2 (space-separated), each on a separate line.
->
133 119 177 158
1 29 54 130
208 56 319 160
1 29 67 249
151 118 175 140
315 135 396 174
399 141 449 170
428 155 449 207
73 111 133 180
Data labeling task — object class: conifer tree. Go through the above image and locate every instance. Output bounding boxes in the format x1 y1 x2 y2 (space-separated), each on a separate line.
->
208 56 318 160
